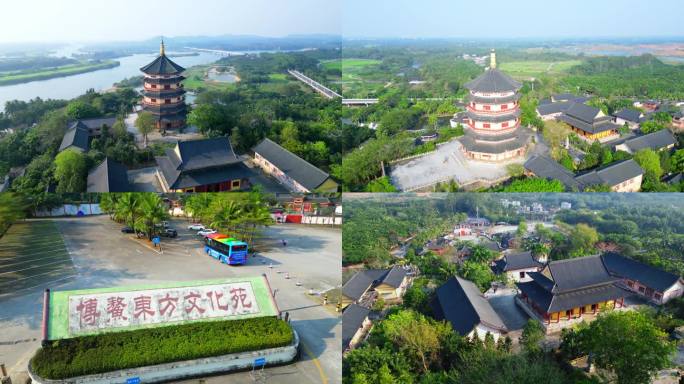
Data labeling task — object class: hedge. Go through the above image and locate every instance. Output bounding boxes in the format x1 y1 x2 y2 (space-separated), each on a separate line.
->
32 316 293 380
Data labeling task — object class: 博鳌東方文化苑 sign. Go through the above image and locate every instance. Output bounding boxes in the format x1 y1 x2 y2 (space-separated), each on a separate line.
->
66 282 261 335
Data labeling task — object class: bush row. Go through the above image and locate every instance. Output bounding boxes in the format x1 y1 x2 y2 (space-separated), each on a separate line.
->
32 316 293 379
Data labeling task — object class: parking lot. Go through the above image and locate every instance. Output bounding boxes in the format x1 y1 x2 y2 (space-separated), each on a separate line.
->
0 215 341 384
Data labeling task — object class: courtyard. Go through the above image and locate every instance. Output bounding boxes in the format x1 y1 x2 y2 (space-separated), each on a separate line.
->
0 215 341 384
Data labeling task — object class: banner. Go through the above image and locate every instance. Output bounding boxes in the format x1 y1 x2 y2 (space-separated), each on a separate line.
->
46 276 278 340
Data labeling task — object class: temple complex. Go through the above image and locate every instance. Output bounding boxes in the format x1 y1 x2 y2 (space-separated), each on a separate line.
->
140 40 187 131
461 49 529 162
515 255 628 332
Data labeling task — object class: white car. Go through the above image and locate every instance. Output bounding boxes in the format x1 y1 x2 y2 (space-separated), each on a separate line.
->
197 229 217 237
187 223 205 231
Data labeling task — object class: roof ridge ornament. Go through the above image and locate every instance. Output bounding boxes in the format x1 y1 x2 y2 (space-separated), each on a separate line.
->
490 49 496 69
160 38 165 56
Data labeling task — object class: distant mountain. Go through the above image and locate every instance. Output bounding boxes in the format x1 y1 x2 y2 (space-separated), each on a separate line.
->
83 34 342 55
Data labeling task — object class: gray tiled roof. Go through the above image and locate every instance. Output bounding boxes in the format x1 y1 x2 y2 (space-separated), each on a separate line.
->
433 276 507 336
517 254 629 313
465 69 522 93
537 101 574 116
603 252 681 292
86 158 131 192
524 155 579 190
575 159 643 189
381 265 408 288
460 129 530 155
59 126 89 152
174 137 241 171
342 269 389 301
612 109 643 123
494 251 543 272
552 93 578 102
68 117 117 131
546 255 617 293
253 138 331 191
517 279 628 313
621 129 676 153
140 54 185 75
342 304 370 349
469 93 521 104
564 103 601 123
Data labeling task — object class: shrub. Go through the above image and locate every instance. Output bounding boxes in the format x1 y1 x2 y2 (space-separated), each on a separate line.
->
32 316 293 379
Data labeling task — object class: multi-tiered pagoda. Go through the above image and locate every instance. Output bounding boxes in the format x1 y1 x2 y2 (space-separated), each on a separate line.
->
140 41 186 131
460 50 529 162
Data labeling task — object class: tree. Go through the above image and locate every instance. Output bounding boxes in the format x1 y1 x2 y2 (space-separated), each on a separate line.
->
365 177 398 193
671 149 684 173
517 220 528 238
372 297 385 311
567 223 599 257
519 319 544 357
133 193 169 241
505 163 524 178
633 148 663 181
54 149 86 193
376 309 451 373
65 100 99 120
459 261 495 292
500 178 565 192
564 311 675 384
111 118 129 139
135 111 156 148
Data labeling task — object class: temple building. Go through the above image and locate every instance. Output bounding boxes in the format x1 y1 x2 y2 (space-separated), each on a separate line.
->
558 103 620 142
140 40 187 131
460 49 529 162
432 276 508 341
493 250 545 282
155 137 255 192
515 255 629 332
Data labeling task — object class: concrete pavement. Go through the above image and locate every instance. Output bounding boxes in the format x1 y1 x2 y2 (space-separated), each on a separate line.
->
0 216 341 384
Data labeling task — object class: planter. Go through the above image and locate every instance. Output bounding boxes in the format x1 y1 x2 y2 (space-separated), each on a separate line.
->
28 330 299 384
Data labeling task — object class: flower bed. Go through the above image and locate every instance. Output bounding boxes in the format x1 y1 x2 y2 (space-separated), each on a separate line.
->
31 317 293 380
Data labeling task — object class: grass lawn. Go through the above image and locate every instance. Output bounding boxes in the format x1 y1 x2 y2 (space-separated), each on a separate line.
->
499 60 582 79
268 73 288 82
0 60 119 86
0 220 74 295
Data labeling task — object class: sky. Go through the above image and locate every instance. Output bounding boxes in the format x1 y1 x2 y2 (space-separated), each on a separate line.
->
343 0 684 39
0 0 340 43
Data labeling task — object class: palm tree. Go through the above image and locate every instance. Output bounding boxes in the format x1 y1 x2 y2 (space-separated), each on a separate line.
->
114 193 140 227
134 193 169 241
99 193 118 219
185 193 215 224
241 204 274 247
209 199 243 236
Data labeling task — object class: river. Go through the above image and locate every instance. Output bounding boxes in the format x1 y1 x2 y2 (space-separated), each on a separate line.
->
0 52 220 112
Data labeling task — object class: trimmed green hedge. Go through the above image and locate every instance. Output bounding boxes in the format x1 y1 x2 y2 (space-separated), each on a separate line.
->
32 317 293 380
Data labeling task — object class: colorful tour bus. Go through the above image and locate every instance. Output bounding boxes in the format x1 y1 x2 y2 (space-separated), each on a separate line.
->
204 233 248 265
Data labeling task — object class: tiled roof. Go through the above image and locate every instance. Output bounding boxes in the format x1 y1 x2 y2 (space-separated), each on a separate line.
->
253 138 331 191
433 276 507 336
603 252 681 292
86 158 130 192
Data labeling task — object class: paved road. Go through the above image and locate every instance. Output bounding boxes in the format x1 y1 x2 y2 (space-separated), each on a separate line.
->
0 216 341 384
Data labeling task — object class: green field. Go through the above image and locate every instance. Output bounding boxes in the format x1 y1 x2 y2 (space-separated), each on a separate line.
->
499 60 582 79
0 60 119 86
182 66 237 92
268 73 288 82
0 220 74 295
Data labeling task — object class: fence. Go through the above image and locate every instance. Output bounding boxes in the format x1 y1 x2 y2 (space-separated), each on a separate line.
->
34 204 102 217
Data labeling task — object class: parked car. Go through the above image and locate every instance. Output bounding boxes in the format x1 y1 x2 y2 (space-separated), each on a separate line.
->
121 226 135 233
188 223 205 231
197 229 217 237
161 228 178 238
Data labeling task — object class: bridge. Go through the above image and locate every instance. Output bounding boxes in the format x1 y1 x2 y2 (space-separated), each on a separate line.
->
288 69 342 99
341 98 379 106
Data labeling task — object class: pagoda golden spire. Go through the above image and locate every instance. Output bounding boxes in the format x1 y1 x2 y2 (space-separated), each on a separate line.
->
160 39 165 56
